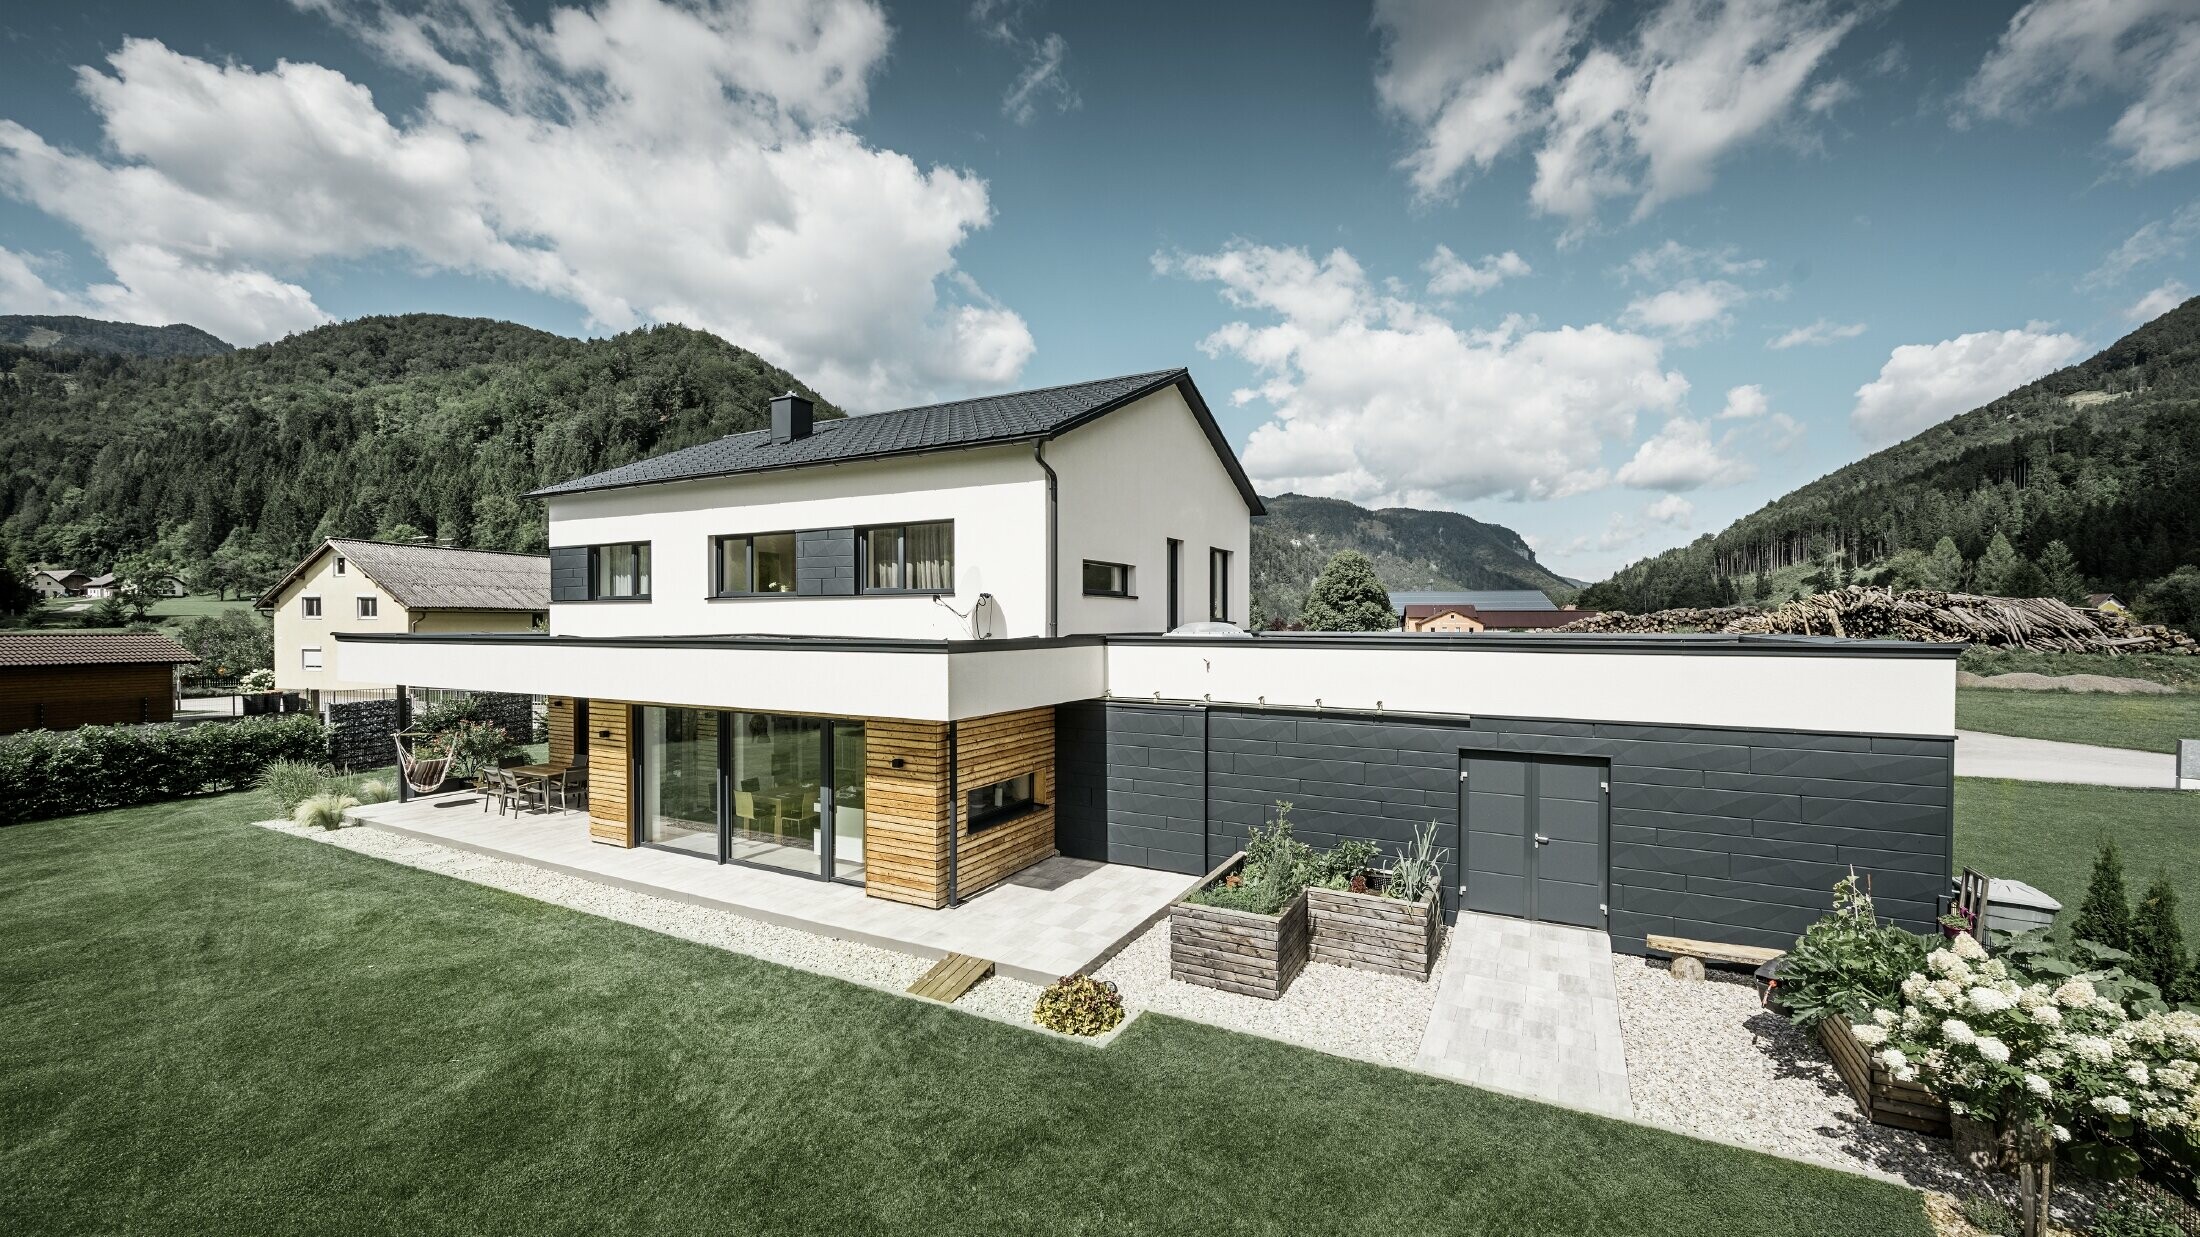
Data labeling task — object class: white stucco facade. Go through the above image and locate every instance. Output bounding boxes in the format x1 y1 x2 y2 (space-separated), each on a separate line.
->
544 384 1258 640
266 547 541 695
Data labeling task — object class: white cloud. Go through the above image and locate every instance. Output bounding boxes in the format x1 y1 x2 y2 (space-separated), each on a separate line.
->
1156 240 1690 506
2126 279 2191 320
0 2 1033 408
1768 317 1867 348
1373 0 1597 199
1850 326 2087 446
1375 0 1857 227
1423 245 1531 296
1645 493 1695 525
1620 278 1749 343
971 1 1079 127
2085 199 2200 287
1718 384 1768 419
1614 415 1753 491
1960 0 2200 175
1616 240 1766 284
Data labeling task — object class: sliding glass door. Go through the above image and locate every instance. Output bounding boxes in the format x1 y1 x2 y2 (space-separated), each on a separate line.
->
636 707 865 882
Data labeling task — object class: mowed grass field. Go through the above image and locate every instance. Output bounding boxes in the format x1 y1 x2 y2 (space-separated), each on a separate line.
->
1955 778 2200 940
0 792 1931 1237
1955 687 2200 754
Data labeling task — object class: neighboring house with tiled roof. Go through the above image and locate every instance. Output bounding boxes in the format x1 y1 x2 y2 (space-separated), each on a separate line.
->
1388 589 1556 613
1399 603 1597 632
0 632 198 733
29 568 92 599
256 539 548 705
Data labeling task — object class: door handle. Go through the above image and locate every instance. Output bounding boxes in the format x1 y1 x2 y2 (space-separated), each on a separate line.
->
1534 833 1550 846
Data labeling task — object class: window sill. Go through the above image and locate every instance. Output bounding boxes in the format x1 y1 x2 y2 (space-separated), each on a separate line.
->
558 596 654 604
1082 592 1138 600
967 801 1048 834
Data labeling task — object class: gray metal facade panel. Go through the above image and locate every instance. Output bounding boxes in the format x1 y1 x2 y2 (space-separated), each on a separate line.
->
548 546 590 603
1057 702 1953 955
1053 702 1206 875
793 528 856 598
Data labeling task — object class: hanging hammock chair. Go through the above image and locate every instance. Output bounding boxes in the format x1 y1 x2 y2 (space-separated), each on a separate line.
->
393 729 459 796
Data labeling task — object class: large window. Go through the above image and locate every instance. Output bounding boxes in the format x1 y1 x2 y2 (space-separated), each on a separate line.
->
1209 547 1232 622
635 707 866 883
714 533 797 596
589 542 651 599
966 772 1036 831
1082 560 1133 597
861 521 953 593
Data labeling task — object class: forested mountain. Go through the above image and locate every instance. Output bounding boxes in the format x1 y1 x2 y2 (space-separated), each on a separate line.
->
0 314 233 358
1251 493 1573 625
1581 296 2200 615
0 314 834 579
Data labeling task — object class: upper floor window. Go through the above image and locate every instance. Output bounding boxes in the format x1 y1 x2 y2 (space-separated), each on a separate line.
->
714 533 797 596
861 521 953 593
1209 547 1231 623
1082 560 1133 598
300 596 322 619
590 542 651 600
356 596 379 620
333 556 346 576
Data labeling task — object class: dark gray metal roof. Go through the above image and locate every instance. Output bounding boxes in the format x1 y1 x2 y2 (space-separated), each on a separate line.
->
528 368 1264 513
1388 590 1557 612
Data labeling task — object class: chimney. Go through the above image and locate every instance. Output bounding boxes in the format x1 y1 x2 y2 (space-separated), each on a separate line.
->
770 391 813 444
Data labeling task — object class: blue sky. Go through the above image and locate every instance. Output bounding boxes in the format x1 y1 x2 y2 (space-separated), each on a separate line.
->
2 1 2197 579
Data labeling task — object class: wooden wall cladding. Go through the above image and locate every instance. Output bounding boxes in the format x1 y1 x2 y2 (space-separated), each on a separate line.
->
952 706 1057 900
860 706 1057 909
0 665 176 735
586 702 631 846
546 696 575 767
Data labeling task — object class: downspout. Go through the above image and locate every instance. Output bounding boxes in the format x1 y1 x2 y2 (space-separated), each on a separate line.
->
1033 441 1058 638
945 721 961 907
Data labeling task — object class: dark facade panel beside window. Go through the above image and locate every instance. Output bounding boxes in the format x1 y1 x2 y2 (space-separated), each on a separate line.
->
1081 560 1133 597
548 546 590 602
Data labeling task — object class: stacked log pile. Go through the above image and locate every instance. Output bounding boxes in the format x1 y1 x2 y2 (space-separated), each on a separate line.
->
1556 586 2198 654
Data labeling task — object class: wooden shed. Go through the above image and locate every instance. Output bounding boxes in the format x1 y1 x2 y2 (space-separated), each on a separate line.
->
0 633 199 735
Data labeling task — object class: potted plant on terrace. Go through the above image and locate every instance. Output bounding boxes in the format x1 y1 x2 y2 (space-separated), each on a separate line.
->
1170 804 1316 1000
1307 821 1448 980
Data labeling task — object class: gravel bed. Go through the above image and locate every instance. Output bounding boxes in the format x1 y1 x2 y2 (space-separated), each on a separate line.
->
1093 918 1446 1068
258 819 1104 1043
1614 955 2107 1226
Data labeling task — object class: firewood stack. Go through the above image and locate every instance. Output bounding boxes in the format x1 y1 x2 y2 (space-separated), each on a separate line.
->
1555 586 2199 654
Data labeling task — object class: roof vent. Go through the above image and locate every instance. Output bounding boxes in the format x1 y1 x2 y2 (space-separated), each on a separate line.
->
771 391 813 444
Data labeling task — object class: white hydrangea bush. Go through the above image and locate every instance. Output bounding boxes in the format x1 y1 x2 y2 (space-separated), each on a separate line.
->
1849 932 2200 1154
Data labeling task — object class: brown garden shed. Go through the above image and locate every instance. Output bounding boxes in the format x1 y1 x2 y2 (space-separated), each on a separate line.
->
0 633 199 735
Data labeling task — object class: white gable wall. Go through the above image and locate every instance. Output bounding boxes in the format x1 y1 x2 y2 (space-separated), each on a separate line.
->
1046 386 1253 635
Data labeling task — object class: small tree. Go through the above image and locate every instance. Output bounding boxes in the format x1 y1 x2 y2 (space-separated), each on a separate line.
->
2140 565 2200 633
2071 838 2136 955
2131 874 2193 1002
0 553 39 618
2036 540 2086 605
1298 550 1396 632
1923 536 1965 592
1974 531 2021 595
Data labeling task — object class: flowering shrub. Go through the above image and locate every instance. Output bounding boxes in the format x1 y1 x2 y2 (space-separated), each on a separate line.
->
1856 932 2200 1176
1032 975 1124 1037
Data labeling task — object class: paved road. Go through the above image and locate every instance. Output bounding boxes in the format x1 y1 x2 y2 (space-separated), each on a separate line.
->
1955 730 2179 789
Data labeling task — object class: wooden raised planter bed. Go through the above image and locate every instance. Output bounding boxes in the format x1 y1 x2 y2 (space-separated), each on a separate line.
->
1169 851 1310 1000
1306 881 1442 980
1819 1017 1951 1136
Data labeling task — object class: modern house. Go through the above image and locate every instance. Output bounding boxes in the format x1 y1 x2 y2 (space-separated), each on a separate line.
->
257 539 549 709
0 632 198 734
337 369 1959 955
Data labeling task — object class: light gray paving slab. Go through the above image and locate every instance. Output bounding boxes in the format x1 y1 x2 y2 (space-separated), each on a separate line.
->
1411 911 1634 1119
343 794 1195 983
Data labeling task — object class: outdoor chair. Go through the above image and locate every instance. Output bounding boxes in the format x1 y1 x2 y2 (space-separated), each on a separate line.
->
539 766 585 813
492 769 540 816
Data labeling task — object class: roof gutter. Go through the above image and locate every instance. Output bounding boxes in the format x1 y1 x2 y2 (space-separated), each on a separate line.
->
1032 440 1059 639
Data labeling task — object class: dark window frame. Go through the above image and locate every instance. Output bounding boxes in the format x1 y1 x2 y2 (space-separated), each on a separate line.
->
1166 539 1182 630
1208 547 1231 623
965 771 1039 832
1081 559 1135 598
858 519 955 595
584 541 653 602
710 531 802 598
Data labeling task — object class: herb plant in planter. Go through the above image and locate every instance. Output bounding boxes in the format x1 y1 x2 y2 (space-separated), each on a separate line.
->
1171 806 1315 999
1307 820 1448 980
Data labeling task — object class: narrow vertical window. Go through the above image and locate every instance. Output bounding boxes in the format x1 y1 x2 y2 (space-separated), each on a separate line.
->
1208 547 1231 623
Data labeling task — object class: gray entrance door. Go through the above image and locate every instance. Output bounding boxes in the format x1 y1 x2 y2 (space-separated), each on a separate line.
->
1460 753 1608 929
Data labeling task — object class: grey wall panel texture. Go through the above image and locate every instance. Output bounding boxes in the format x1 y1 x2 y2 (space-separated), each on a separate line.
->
794 528 856 597
1054 701 1953 954
548 546 590 603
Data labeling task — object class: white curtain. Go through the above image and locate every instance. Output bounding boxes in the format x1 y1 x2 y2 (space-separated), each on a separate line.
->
907 522 952 591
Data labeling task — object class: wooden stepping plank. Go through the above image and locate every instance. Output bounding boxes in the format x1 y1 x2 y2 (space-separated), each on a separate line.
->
1646 933 1785 967
907 952 994 1003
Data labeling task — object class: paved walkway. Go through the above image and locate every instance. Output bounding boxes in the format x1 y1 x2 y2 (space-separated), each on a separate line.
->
344 793 1196 983
1412 912 1632 1118
1956 729 2177 789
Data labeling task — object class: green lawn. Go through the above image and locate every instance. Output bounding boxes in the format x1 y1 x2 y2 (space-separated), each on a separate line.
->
1956 778 2200 940
146 594 258 622
1956 686 2200 753
1958 648 2200 691
0 794 1928 1237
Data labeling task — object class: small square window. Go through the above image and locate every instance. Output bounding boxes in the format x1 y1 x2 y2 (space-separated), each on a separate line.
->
589 542 651 599
1081 560 1133 597
301 647 323 671
301 596 322 618
356 596 379 619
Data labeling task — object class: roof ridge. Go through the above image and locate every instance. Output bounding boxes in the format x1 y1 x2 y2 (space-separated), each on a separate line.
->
847 367 1184 420
327 537 548 560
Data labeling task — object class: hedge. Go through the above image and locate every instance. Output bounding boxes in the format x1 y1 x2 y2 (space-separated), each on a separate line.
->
0 714 329 826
